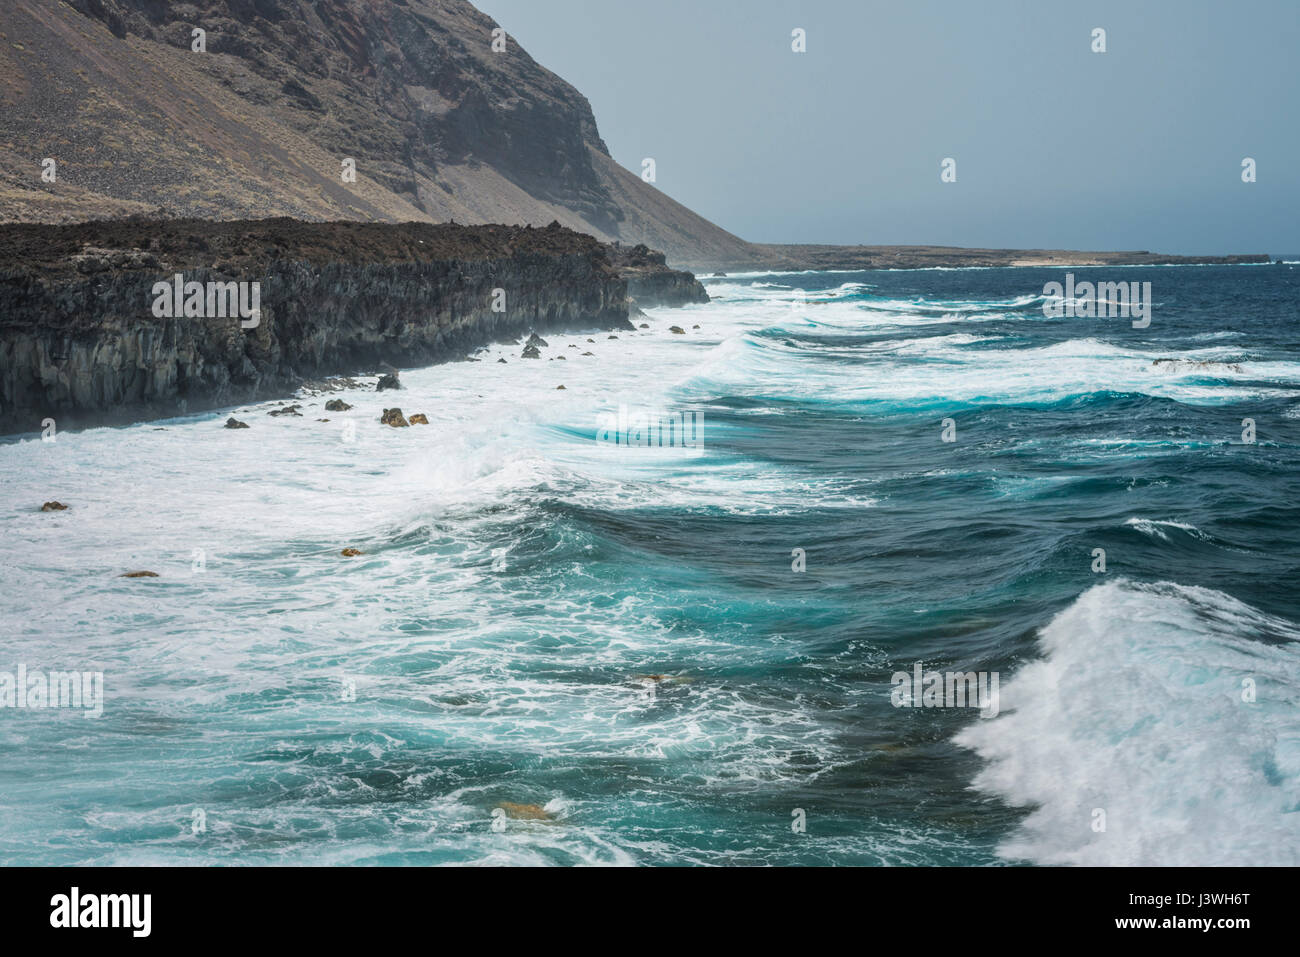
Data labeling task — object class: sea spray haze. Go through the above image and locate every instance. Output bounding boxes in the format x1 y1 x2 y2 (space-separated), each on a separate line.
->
2 262 1297 865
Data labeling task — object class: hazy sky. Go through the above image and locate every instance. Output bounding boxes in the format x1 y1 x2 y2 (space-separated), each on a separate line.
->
474 0 1298 255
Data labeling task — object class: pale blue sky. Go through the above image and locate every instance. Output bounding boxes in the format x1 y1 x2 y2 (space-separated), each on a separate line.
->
475 0 1298 255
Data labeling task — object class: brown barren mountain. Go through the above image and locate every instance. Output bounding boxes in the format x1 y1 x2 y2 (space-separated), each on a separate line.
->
0 0 1269 271
0 0 754 266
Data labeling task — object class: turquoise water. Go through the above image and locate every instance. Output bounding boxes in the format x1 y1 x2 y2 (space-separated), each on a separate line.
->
2 263 1299 865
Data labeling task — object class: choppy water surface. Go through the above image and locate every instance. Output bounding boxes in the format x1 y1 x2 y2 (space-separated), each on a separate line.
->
2 263 1298 865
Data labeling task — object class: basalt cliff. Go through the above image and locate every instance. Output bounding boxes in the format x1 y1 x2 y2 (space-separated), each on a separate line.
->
0 218 706 434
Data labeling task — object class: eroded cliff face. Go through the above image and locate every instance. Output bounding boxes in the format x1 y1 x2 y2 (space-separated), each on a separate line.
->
0 219 634 433
610 244 710 309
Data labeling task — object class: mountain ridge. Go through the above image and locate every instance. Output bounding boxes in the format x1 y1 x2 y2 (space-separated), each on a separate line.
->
0 0 756 266
0 0 1272 272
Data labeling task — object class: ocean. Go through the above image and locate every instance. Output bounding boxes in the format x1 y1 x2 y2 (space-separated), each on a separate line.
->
2 262 1298 866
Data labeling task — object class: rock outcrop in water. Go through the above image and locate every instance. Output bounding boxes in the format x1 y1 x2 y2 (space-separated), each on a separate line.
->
0 217 682 433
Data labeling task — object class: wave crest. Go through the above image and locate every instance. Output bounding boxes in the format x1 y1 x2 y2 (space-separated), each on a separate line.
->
956 579 1300 865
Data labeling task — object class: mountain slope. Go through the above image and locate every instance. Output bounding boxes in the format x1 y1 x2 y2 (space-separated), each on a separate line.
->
0 0 757 267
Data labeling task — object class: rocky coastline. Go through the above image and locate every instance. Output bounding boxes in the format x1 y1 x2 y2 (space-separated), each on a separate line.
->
690 243 1275 275
0 218 707 434
609 243 711 309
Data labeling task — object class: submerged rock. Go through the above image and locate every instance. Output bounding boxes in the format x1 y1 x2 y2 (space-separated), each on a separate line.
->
301 376 366 394
324 399 352 412
380 408 409 427
408 413 429 424
521 344 541 359
120 570 159 578
1152 357 1244 373
40 501 68 511
631 673 693 687
224 417 250 429
669 326 685 334
556 385 566 390
267 404 302 416
497 358 507 364
376 373 401 391
340 548 362 557
496 802 555 821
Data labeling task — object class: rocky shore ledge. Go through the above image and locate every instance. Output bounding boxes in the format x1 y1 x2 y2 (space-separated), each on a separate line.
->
0 218 707 434
609 243 711 309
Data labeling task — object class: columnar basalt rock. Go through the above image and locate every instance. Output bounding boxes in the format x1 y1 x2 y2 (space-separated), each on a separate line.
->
0 219 648 433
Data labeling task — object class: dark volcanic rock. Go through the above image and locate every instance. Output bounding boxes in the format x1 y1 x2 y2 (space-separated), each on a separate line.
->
376 373 401 392
324 399 352 411
608 244 710 307
302 376 364 393
380 408 409 428
1152 357 1244 373
40 501 68 511
0 219 633 433
521 344 541 359
224 418 250 429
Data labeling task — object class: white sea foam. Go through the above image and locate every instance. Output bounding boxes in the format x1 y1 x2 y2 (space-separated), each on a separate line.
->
3 272 1292 864
681 326 1300 407
957 580 1300 865
1123 517 1211 541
